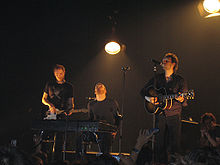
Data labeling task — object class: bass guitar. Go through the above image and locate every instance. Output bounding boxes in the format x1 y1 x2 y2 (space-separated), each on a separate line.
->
144 86 194 114
44 108 89 120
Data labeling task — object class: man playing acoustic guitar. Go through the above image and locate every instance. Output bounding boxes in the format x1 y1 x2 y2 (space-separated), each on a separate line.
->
140 53 188 164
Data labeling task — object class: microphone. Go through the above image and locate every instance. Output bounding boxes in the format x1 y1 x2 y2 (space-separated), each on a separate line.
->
121 66 131 71
151 59 161 65
85 97 96 100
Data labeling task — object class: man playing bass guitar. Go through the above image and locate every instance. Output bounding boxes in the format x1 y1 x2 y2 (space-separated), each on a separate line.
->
140 53 188 164
42 64 74 118
41 64 74 160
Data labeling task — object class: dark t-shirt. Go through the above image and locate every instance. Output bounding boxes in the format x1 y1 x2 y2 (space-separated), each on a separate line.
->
44 81 74 111
140 72 187 116
88 98 120 126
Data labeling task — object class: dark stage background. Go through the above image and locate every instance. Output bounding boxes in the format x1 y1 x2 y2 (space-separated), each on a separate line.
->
2 0 220 153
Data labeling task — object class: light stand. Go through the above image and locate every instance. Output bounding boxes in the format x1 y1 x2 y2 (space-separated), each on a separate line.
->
119 66 130 153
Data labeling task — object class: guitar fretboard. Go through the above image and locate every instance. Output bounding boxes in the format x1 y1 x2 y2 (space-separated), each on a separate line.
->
158 94 179 101
158 91 194 101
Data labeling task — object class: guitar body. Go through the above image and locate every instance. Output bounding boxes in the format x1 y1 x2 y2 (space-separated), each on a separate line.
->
144 86 195 114
44 108 89 120
144 86 171 114
44 109 64 120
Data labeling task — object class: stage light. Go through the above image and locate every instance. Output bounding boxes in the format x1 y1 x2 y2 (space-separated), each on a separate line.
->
198 0 220 18
105 41 121 55
203 0 220 13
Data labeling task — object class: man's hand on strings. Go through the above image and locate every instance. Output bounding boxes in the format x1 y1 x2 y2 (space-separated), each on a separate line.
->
145 96 159 105
49 105 56 114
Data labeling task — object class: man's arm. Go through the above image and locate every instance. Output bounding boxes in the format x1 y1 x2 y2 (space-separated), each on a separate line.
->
131 129 153 161
205 132 219 147
42 92 56 113
200 129 220 147
119 129 153 165
69 84 74 109
176 78 188 106
65 97 75 115
65 83 75 115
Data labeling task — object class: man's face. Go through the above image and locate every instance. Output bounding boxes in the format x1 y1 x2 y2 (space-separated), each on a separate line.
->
95 84 107 95
161 57 175 71
54 69 65 82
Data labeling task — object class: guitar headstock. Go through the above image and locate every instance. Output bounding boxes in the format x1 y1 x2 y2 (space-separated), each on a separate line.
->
184 89 195 100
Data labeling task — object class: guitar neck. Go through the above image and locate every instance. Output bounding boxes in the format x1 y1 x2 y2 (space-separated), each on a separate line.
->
159 93 188 101
160 94 178 101
70 108 88 113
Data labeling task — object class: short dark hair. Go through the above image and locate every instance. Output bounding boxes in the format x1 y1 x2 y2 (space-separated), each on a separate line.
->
53 64 65 73
164 53 179 72
95 83 107 94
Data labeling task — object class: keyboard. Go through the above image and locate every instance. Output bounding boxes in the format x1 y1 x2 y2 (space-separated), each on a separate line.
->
31 120 117 133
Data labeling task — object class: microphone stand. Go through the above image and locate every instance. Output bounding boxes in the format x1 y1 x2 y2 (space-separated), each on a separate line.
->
119 66 130 153
151 61 159 164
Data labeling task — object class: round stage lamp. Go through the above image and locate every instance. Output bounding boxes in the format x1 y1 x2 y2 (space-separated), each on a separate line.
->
105 41 121 55
203 0 220 13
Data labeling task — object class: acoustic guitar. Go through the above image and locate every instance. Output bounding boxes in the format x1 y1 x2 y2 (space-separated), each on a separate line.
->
144 86 194 114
